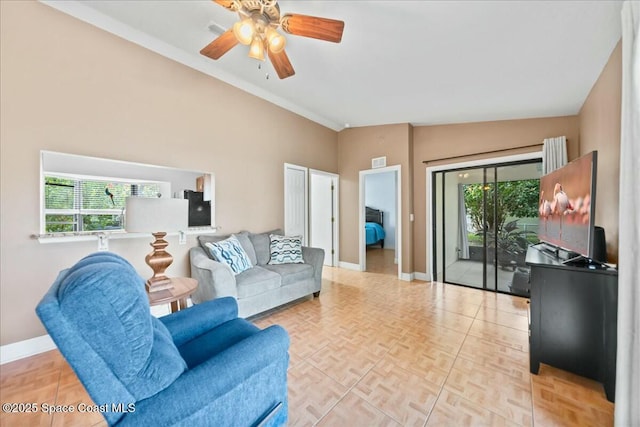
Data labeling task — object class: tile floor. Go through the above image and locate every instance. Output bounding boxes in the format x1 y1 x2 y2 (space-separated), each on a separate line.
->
0 260 614 426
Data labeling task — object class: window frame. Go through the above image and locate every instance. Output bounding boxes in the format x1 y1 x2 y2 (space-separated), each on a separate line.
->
42 173 165 234
37 151 216 243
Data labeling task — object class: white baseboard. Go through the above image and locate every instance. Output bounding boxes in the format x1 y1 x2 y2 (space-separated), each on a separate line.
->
150 303 172 317
414 272 430 281
338 261 362 271
1 335 56 365
400 272 414 282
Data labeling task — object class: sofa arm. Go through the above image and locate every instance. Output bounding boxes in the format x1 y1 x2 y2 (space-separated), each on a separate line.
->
302 246 325 291
159 297 238 347
117 325 290 427
189 246 237 303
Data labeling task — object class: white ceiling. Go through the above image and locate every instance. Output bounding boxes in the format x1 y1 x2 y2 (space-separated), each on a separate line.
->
41 0 623 131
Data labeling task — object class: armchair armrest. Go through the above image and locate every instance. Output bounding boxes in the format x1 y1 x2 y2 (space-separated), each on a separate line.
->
302 246 325 290
117 325 290 427
189 246 237 303
159 297 238 347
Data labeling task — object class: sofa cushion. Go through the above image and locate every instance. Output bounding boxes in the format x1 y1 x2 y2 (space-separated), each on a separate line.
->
235 266 281 299
234 232 258 266
268 234 304 265
263 263 314 286
198 231 257 266
249 229 283 265
198 234 227 252
204 236 253 275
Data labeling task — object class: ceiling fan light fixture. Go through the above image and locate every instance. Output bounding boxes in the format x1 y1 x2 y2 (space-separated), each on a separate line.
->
202 0 345 79
233 18 254 45
248 37 265 61
266 26 286 53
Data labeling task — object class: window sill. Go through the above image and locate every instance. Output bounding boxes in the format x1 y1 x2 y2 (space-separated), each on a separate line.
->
33 226 219 244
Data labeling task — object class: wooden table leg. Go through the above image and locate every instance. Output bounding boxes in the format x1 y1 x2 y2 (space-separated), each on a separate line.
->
170 298 188 313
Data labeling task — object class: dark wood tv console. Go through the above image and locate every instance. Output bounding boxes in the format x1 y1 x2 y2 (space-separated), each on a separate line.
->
526 245 618 402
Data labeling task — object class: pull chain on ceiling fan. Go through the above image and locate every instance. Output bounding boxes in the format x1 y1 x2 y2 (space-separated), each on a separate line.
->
200 0 345 79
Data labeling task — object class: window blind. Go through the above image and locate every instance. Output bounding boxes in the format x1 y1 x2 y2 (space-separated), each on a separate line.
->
44 174 161 233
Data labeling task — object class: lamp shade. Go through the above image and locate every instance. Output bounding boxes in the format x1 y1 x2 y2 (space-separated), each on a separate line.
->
266 27 286 53
125 197 188 233
233 18 255 45
248 37 265 61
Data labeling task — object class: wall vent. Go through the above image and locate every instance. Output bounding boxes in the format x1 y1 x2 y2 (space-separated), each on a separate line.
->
371 156 387 169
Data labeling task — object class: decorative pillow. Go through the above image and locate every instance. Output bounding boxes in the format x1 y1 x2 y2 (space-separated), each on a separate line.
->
205 235 253 275
198 233 231 253
268 234 304 265
198 232 257 266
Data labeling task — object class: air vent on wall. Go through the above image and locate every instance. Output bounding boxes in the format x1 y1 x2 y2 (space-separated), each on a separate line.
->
372 156 387 169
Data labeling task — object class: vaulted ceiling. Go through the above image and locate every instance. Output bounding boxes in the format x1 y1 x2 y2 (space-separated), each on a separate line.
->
42 1 623 131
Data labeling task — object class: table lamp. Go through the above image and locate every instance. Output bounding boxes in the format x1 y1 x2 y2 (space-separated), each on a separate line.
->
125 197 188 292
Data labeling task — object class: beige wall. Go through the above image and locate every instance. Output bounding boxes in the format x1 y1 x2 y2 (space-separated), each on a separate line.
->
412 116 581 273
578 41 621 263
0 2 338 345
337 124 414 273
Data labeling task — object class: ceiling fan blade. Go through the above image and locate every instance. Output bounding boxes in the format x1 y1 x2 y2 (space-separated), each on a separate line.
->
268 49 295 79
200 29 239 60
281 14 344 43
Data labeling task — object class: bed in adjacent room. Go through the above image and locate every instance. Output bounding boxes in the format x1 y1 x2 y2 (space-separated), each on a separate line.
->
365 206 385 248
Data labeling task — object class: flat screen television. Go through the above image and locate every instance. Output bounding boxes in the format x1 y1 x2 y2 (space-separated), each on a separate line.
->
538 151 598 259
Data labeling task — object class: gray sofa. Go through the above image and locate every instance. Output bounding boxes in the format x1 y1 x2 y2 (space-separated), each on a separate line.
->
190 229 324 318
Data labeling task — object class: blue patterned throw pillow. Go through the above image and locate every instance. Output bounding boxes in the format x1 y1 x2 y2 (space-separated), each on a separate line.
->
268 234 304 265
205 235 253 275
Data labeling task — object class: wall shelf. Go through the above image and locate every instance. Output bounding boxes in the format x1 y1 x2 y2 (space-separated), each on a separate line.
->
33 227 219 244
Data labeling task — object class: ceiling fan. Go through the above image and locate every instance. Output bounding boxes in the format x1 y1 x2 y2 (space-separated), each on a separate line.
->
200 0 345 79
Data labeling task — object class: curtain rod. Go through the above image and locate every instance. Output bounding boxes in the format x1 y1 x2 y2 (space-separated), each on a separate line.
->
422 142 544 164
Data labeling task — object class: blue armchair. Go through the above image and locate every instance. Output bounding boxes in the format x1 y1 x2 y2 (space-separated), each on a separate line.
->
36 252 289 426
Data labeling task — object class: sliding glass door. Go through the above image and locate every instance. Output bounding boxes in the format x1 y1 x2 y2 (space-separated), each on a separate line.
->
432 160 541 295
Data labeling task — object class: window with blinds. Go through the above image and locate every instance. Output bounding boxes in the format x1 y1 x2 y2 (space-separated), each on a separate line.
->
43 175 161 233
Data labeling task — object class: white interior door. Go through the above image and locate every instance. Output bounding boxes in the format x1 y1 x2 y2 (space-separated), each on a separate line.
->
310 170 339 266
284 163 308 245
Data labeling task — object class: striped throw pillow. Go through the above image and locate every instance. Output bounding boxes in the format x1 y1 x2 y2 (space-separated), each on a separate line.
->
205 235 253 275
268 234 304 265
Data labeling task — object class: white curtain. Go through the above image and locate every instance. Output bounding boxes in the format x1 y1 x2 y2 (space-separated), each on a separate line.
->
616 2 640 426
458 184 469 259
541 136 567 174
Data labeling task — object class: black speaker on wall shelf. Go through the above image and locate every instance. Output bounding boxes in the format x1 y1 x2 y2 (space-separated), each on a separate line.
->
184 190 211 227
593 226 607 263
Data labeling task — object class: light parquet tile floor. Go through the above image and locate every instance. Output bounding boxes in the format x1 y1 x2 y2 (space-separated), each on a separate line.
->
0 264 614 426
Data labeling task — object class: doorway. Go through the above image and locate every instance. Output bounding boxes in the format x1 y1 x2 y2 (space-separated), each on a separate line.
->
431 157 541 295
359 165 402 279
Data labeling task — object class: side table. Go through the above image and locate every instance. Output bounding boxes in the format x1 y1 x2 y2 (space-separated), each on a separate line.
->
147 277 198 313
